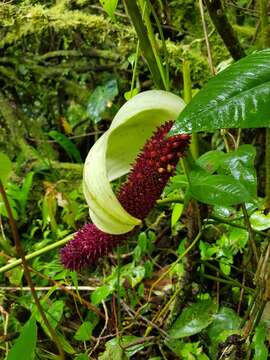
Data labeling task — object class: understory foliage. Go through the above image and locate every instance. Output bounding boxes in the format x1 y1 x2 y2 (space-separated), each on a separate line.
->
0 0 270 359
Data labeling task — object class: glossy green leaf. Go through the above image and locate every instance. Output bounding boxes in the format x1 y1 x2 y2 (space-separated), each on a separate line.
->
87 79 118 123
222 145 257 198
208 308 241 339
74 321 93 341
7 317 37 360
49 130 82 163
196 150 226 174
168 299 218 339
194 145 257 205
99 0 119 18
189 170 254 206
171 49 270 134
0 152 12 185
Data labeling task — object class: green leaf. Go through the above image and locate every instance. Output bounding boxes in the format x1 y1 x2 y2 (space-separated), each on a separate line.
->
19 171 34 218
124 88 139 101
189 170 254 206
70 271 79 292
6 267 24 286
127 265 145 287
199 241 217 260
57 332 76 354
171 49 270 134
35 300 64 330
74 321 94 341
98 340 128 360
107 336 145 358
87 79 118 123
252 323 268 360
196 150 226 174
49 130 82 163
165 339 209 359
91 284 113 305
0 152 12 185
171 203 184 227
222 145 257 198
168 299 218 339
207 307 241 359
7 317 37 360
0 193 18 219
99 0 119 18
209 307 240 339
194 146 257 206
250 211 270 230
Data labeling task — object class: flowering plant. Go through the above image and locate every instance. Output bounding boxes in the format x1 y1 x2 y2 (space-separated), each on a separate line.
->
61 90 190 270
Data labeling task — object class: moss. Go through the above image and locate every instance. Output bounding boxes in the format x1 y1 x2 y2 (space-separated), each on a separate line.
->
0 3 109 48
166 40 211 87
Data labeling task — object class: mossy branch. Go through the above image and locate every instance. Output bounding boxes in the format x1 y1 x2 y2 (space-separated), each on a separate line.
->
204 0 246 60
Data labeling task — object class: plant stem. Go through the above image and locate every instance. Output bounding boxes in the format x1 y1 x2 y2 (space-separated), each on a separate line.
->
130 41 140 96
147 1 169 88
183 60 192 104
0 180 65 359
241 204 259 264
201 273 254 294
266 128 270 204
0 235 73 273
259 0 270 48
198 0 216 75
140 0 169 90
211 215 270 238
183 60 199 159
123 0 165 89
157 196 183 205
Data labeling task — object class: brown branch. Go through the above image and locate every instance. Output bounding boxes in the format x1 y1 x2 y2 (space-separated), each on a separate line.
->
37 48 120 61
204 0 246 60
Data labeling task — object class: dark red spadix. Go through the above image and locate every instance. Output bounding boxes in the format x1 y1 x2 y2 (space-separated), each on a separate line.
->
61 122 190 270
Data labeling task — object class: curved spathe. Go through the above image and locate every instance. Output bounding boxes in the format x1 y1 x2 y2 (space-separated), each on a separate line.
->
83 90 186 235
